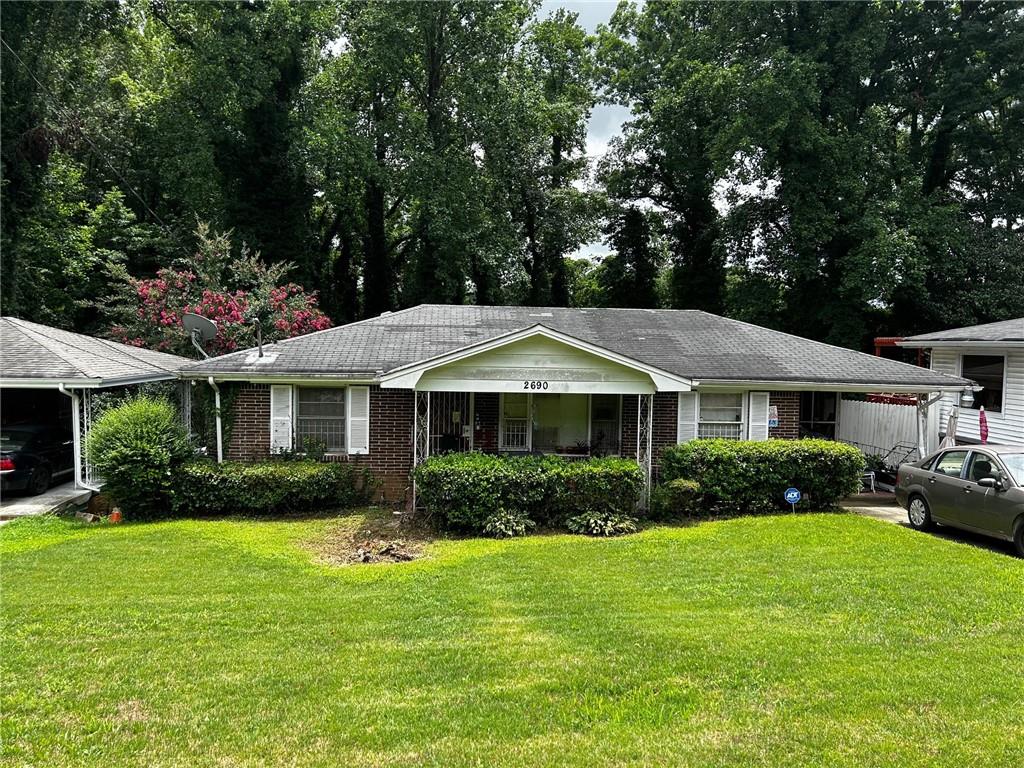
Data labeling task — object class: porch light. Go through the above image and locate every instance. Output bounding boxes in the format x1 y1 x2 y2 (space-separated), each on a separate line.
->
959 388 975 408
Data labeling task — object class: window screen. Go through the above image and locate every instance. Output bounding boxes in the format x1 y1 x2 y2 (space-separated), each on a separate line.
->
501 393 529 450
296 388 346 452
698 393 744 439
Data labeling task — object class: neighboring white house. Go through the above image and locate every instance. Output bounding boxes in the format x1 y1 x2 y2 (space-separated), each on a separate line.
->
900 317 1024 445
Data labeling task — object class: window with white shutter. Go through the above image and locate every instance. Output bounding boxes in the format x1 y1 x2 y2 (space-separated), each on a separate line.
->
748 392 770 441
677 392 698 443
269 385 294 453
346 386 370 454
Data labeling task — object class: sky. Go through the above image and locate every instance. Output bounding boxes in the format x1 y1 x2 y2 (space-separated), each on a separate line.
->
538 1 631 259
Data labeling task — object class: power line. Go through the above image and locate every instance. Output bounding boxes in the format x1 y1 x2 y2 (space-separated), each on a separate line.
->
1 34 177 236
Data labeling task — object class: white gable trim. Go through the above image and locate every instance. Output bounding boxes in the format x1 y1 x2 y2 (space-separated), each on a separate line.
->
379 324 692 392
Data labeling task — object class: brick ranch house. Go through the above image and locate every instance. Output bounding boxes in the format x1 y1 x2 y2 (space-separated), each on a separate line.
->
177 305 972 505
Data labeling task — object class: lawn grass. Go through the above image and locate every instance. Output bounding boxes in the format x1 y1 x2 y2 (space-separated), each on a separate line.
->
2 511 1022 767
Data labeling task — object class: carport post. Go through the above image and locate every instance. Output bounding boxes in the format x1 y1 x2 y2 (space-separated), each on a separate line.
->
916 392 943 459
57 384 93 491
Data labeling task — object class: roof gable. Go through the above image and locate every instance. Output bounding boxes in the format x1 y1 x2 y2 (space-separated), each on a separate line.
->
380 325 692 392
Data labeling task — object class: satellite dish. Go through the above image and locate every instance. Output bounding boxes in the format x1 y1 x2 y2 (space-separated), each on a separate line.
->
182 313 218 358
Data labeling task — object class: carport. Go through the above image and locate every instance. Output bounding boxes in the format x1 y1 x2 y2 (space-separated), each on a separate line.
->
0 318 188 494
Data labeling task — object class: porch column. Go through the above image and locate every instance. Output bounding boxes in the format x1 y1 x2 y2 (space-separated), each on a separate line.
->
412 391 430 509
636 393 653 509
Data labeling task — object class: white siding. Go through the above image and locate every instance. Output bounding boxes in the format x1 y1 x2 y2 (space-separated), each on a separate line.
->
931 347 1024 444
415 335 656 393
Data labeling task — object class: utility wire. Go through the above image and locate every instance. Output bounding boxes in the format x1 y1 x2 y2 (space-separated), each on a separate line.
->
1 34 176 235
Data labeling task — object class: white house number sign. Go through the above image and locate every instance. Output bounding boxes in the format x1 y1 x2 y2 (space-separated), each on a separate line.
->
523 380 550 390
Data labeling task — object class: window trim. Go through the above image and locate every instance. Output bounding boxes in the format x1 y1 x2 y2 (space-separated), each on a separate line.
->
499 392 531 452
958 353 1006 415
696 391 747 440
294 384 348 455
798 391 840 438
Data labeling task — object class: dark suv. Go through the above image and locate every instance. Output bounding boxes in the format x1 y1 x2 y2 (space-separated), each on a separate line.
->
896 445 1024 556
0 424 75 496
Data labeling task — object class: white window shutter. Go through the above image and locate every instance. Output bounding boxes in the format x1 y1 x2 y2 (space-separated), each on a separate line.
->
748 391 770 441
270 385 293 453
677 392 698 442
347 386 370 455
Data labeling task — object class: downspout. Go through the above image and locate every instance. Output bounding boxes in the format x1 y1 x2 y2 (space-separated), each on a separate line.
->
208 377 223 463
57 384 100 492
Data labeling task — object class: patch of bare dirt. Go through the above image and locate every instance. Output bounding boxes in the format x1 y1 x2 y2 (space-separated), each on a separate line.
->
310 510 436 565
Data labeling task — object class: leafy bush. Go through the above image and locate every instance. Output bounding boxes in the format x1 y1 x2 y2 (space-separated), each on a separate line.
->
661 439 866 514
565 511 638 537
86 395 192 518
414 453 643 533
172 460 370 516
482 508 535 538
650 478 702 519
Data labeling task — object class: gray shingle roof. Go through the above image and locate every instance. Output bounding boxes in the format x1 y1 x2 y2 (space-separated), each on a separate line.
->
179 305 969 390
900 317 1024 345
0 317 188 385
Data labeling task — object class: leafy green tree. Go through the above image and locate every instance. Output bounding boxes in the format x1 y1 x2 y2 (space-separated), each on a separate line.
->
599 206 661 308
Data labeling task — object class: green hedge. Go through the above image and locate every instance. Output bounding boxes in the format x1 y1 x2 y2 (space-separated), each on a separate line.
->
86 395 192 518
171 460 370 516
414 453 643 533
660 439 865 514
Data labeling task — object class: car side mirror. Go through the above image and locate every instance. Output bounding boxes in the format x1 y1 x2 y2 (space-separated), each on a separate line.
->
977 477 1000 490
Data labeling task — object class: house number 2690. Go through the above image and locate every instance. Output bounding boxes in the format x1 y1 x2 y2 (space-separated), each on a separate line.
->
523 380 549 390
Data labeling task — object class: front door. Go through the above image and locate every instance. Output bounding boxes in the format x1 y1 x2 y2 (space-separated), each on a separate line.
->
927 450 970 523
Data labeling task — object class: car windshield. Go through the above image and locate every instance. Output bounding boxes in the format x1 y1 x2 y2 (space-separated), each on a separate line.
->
0 429 36 451
999 453 1024 485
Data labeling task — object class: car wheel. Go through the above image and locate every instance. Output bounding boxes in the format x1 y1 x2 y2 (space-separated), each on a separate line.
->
28 465 52 496
907 494 933 531
1013 521 1024 558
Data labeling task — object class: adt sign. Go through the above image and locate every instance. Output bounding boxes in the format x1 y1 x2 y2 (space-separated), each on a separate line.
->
784 487 801 507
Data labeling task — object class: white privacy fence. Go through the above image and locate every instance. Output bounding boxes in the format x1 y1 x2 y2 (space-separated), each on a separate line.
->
837 399 919 465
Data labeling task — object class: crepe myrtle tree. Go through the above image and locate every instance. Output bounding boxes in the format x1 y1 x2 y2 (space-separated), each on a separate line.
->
105 223 331 356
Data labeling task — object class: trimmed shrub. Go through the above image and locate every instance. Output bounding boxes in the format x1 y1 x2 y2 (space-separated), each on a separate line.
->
565 511 638 537
86 395 192 518
172 460 369 516
650 478 702 519
482 508 535 538
414 453 643 533
660 438 865 514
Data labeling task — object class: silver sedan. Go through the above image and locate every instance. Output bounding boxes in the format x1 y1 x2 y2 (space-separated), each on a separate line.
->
896 445 1024 556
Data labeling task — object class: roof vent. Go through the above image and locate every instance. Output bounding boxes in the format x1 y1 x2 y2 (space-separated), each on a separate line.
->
244 351 279 365
529 312 553 318
380 311 391 316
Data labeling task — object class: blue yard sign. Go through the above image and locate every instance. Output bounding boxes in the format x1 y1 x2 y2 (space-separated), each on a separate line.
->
784 487 801 511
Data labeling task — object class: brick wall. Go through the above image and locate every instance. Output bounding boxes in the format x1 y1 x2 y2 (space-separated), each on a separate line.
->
225 384 270 461
223 384 414 506
473 392 499 451
621 392 677 480
769 391 801 439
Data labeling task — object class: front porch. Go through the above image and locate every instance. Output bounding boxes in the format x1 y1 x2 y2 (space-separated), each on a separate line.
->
412 390 663 505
